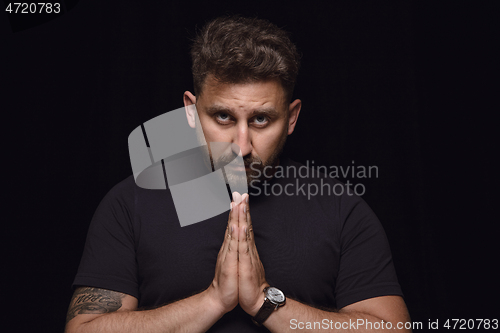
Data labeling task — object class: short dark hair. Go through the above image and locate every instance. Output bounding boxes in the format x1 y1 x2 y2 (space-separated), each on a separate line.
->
190 16 300 102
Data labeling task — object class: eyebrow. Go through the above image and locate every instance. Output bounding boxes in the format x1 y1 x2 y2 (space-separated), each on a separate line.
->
204 105 281 118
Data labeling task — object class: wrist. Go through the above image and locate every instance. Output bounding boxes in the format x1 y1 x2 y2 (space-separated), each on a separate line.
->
246 283 271 316
251 286 286 326
200 287 227 318
248 292 267 317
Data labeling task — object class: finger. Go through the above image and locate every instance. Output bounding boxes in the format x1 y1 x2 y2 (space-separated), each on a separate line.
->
238 203 252 266
241 195 260 262
240 193 256 248
232 191 242 205
232 191 242 229
225 220 239 264
243 194 254 241
220 202 234 256
245 224 260 262
239 194 249 230
223 202 239 261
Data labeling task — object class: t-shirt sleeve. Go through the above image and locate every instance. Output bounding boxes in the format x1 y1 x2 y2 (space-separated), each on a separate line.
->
72 177 139 299
334 196 403 309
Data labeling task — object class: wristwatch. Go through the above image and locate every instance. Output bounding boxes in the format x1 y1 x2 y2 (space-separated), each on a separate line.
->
252 286 286 326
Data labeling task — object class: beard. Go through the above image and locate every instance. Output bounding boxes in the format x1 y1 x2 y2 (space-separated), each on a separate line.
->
210 126 288 188
243 130 287 185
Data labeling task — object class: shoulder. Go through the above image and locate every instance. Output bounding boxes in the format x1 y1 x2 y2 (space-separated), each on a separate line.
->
92 175 138 223
100 174 156 207
106 175 137 198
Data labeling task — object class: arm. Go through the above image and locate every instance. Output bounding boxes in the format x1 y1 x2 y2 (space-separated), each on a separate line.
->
236 195 412 333
262 295 412 332
66 201 242 333
64 286 224 333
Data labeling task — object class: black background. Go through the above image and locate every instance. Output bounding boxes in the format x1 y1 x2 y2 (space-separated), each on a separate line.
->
2 0 498 332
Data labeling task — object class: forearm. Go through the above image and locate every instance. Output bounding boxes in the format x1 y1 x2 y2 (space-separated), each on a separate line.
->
66 289 224 333
263 298 411 333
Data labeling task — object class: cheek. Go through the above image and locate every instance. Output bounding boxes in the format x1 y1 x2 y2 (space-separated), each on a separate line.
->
198 117 226 142
252 125 286 155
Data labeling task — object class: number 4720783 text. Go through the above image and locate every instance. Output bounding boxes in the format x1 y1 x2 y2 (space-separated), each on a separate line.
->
5 3 61 14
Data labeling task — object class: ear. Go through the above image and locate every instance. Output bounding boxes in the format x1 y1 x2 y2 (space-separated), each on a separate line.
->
183 91 197 128
287 99 302 135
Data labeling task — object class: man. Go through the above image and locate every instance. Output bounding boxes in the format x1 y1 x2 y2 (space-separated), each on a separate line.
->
65 16 411 332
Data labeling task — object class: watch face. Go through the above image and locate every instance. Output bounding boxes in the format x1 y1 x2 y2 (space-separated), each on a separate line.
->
266 287 285 304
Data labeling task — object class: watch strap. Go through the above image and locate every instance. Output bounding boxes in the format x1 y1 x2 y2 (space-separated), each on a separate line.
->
252 298 276 326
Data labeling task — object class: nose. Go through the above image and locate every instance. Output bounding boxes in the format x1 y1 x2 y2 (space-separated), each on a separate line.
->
232 123 252 157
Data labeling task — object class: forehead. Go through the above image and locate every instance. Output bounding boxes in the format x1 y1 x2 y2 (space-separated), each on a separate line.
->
197 76 286 111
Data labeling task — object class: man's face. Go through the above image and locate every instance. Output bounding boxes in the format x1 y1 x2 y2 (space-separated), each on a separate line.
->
184 76 301 186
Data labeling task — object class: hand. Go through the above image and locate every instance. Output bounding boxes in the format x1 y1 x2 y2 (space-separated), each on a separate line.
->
206 200 240 314
237 193 269 316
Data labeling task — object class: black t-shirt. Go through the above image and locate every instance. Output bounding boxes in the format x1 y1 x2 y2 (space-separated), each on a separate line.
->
73 157 403 332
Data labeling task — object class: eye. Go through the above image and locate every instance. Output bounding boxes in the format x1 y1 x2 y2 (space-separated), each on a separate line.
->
253 115 269 126
215 113 231 124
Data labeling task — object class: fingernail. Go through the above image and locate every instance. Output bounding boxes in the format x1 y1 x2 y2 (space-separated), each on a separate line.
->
231 225 234 233
232 191 242 204
230 202 233 211
244 205 247 213
242 193 249 203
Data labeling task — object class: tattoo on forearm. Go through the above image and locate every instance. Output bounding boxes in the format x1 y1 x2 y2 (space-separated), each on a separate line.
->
66 287 125 323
